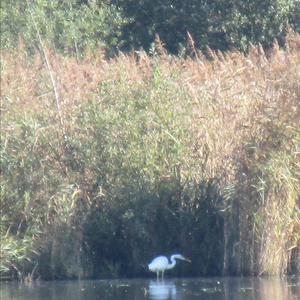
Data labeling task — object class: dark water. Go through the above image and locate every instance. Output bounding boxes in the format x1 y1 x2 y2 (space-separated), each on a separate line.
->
1 277 299 300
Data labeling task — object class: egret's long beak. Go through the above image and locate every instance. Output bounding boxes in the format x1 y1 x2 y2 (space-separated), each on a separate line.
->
184 258 191 263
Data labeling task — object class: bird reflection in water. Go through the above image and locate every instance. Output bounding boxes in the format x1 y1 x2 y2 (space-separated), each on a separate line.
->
148 281 177 300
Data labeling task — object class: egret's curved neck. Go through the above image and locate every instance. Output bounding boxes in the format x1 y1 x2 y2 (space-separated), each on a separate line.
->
167 255 177 269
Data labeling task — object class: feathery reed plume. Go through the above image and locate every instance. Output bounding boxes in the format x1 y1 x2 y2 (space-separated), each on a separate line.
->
154 34 167 57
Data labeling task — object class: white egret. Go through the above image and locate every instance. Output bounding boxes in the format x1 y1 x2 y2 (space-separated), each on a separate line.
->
148 254 191 279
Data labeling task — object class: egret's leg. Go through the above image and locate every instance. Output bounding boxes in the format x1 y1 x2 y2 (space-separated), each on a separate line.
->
157 272 159 280
162 271 164 280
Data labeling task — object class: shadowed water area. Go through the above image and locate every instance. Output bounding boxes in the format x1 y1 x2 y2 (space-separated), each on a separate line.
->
1 277 299 300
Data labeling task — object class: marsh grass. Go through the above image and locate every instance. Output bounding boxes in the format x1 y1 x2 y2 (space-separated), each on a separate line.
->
1 34 300 278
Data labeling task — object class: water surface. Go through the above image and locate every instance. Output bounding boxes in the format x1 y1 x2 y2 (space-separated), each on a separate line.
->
1 277 299 300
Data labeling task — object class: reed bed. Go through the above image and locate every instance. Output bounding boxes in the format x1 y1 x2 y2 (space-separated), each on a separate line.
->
1 34 300 278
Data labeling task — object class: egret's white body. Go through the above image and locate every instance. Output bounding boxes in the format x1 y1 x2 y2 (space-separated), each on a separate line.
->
148 254 191 279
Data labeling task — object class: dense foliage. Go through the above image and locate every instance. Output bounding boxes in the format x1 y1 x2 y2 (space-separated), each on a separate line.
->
116 0 300 52
1 0 300 55
0 0 128 56
1 32 300 279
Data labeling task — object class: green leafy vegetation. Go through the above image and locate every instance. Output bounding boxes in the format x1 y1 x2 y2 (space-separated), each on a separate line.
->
0 0 128 56
117 0 299 52
1 0 300 55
